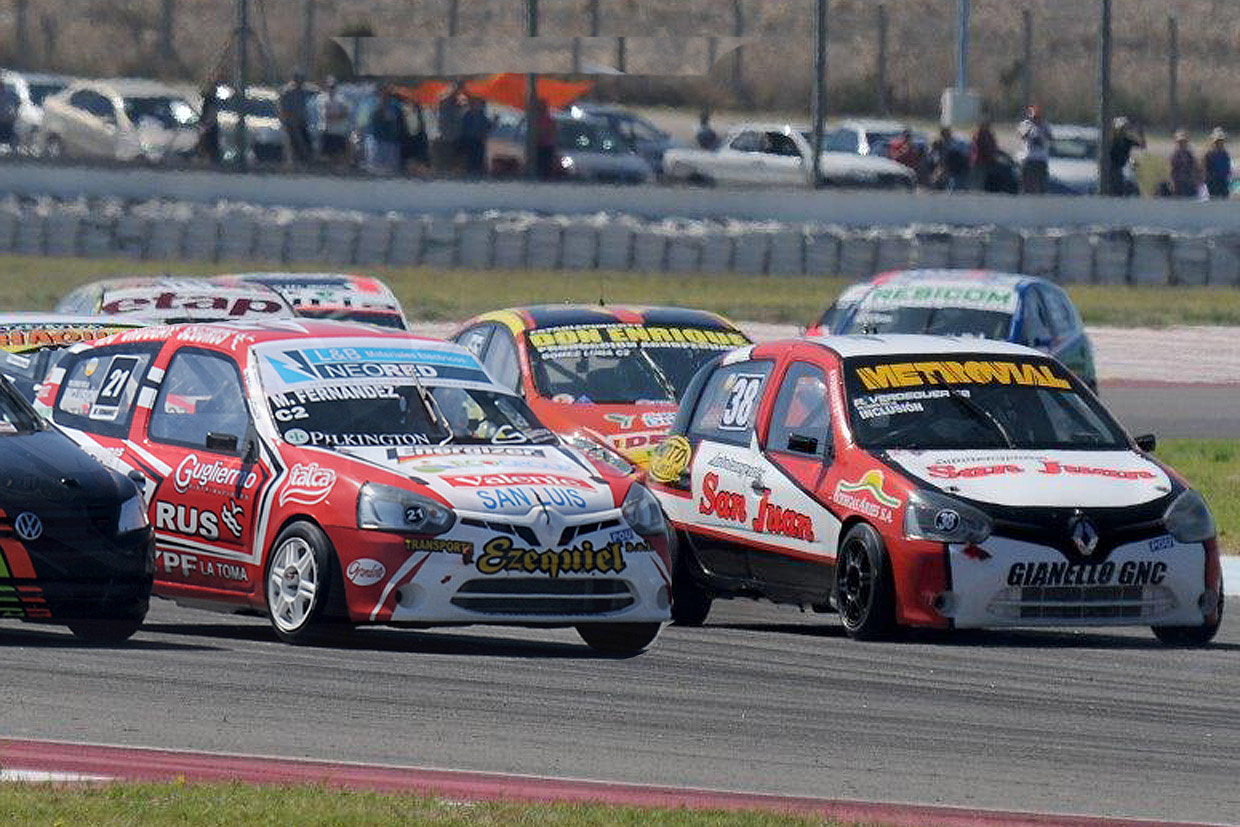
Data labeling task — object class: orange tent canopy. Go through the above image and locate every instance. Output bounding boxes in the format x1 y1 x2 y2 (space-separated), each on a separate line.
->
398 74 592 110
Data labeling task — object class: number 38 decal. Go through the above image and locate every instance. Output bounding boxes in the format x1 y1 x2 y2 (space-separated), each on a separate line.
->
720 374 764 432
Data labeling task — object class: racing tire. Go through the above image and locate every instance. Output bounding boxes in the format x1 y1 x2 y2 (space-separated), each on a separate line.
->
264 521 343 646
66 617 143 644
670 555 712 627
1153 588 1223 647
576 622 662 655
835 523 897 641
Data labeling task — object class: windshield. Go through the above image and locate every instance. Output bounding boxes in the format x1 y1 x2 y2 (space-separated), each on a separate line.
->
0 373 44 433
220 96 279 119
845 306 1013 339
257 340 554 448
525 324 750 404
1050 137 1098 160
28 82 65 106
557 120 625 154
844 353 1127 451
124 96 197 128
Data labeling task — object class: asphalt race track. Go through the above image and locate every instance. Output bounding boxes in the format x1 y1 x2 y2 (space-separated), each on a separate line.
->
3 599 1238 824
1101 385 1236 440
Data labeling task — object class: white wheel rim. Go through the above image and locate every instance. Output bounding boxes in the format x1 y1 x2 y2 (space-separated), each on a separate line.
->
267 537 319 633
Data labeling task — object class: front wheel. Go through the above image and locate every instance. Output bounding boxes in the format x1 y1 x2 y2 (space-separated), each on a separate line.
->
67 617 143 644
671 554 712 627
576 622 661 654
264 521 340 645
835 523 898 641
1153 589 1223 647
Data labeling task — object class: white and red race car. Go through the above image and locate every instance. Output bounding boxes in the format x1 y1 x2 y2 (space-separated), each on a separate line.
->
38 320 671 651
648 334 1222 645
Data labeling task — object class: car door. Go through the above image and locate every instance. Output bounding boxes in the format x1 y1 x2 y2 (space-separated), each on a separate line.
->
680 357 775 582
762 131 807 185
718 130 762 183
140 346 274 595
747 354 843 600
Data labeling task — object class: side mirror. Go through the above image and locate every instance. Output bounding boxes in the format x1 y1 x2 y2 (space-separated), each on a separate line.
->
127 469 147 491
205 431 239 454
786 433 819 454
1135 433 1157 452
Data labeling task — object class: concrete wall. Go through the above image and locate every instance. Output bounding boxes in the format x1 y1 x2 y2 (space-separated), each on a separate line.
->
2 159 1240 233
5 195 1240 286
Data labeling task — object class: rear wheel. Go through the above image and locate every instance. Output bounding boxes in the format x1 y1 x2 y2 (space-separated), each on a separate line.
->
1153 588 1223 647
265 521 341 646
576 622 661 654
67 617 143 644
835 523 897 641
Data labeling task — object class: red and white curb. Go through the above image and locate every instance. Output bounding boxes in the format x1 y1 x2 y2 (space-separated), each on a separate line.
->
0 738 1224 827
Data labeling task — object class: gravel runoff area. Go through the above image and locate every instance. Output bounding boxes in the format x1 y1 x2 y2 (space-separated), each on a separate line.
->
410 321 1240 386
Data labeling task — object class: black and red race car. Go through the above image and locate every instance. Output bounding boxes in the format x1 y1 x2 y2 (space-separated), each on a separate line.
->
0 374 153 642
648 334 1222 645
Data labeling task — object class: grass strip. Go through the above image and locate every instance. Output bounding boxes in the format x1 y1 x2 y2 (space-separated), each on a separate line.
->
0 780 854 827
4 255 1240 328
1156 439 1240 551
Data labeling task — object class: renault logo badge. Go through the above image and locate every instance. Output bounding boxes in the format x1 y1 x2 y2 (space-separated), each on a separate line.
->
1070 513 1099 557
14 512 42 542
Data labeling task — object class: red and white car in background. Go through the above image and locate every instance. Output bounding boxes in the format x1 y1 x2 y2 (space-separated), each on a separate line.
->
38 320 671 652
56 277 296 324
213 273 409 330
648 335 1222 645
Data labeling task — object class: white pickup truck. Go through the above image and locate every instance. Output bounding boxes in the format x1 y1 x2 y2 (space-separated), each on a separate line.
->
662 122 915 189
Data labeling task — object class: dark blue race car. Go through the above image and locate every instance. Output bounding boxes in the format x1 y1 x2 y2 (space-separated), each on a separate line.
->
808 269 1097 390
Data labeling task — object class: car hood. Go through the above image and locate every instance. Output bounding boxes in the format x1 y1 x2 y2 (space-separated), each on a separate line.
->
563 152 651 175
337 443 621 516
886 449 1173 508
0 429 127 508
1049 158 1098 185
819 152 912 176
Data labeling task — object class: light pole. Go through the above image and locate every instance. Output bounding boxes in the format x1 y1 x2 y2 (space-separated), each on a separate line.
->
1098 0 1113 195
525 0 540 180
956 0 970 92
810 0 828 188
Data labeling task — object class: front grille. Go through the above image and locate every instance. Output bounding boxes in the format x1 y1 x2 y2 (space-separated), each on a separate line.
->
460 518 539 546
987 585 1177 621
450 578 635 616
558 519 621 546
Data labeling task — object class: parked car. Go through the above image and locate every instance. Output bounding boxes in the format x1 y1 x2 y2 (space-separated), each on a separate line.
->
649 335 1222 646
569 104 678 173
56 277 296 324
827 119 924 158
0 313 143 402
216 85 284 164
213 273 408 329
0 370 153 642
0 70 72 154
40 78 198 163
39 321 671 651
487 109 654 184
662 123 916 189
454 305 752 468
1042 124 1137 196
807 269 1097 390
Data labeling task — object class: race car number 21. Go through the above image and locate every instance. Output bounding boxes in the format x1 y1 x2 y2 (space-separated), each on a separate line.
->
721 374 764 432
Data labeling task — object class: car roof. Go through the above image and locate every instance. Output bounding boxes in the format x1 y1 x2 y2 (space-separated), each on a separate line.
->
59 276 296 321
871 269 1035 289
477 304 746 333
78 78 187 98
839 119 908 133
805 333 1043 360
729 122 808 134
1050 124 1100 140
100 318 446 350
219 272 399 297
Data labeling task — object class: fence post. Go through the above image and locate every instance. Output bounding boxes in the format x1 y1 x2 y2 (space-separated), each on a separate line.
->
160 0 175 67
15 0 29 68
588 0 601 37
876 4 888 114
448 0 459 37
1021 8 1032 111
1098 0 1112 195
300 0 315 75
525 0 540 180
1168 16 1179 131
236 0 250 170
732 0 745 102
810 0 828 188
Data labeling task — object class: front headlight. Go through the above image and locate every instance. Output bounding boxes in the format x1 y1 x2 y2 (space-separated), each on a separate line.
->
621 483 666 537
1163 489 1215 543
357 483 455 536
904 489 992 545
562 432 634 476
116 493 149 534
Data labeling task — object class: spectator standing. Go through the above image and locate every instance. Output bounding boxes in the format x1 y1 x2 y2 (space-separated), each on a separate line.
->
196 81 221 165
931 126 970 191
436 80 467 173
887 128 922 174
1017 105 1052 194
1203 128 1231 200
1169 129 1199 198
317 76 352 168
533 98 558 180
368 86 404 175
402 102 431 174
279 71 313 165
695 110 719 150
459 96 491 177
970 119 1000 192
1106 116 1144 196
0 81 19 150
